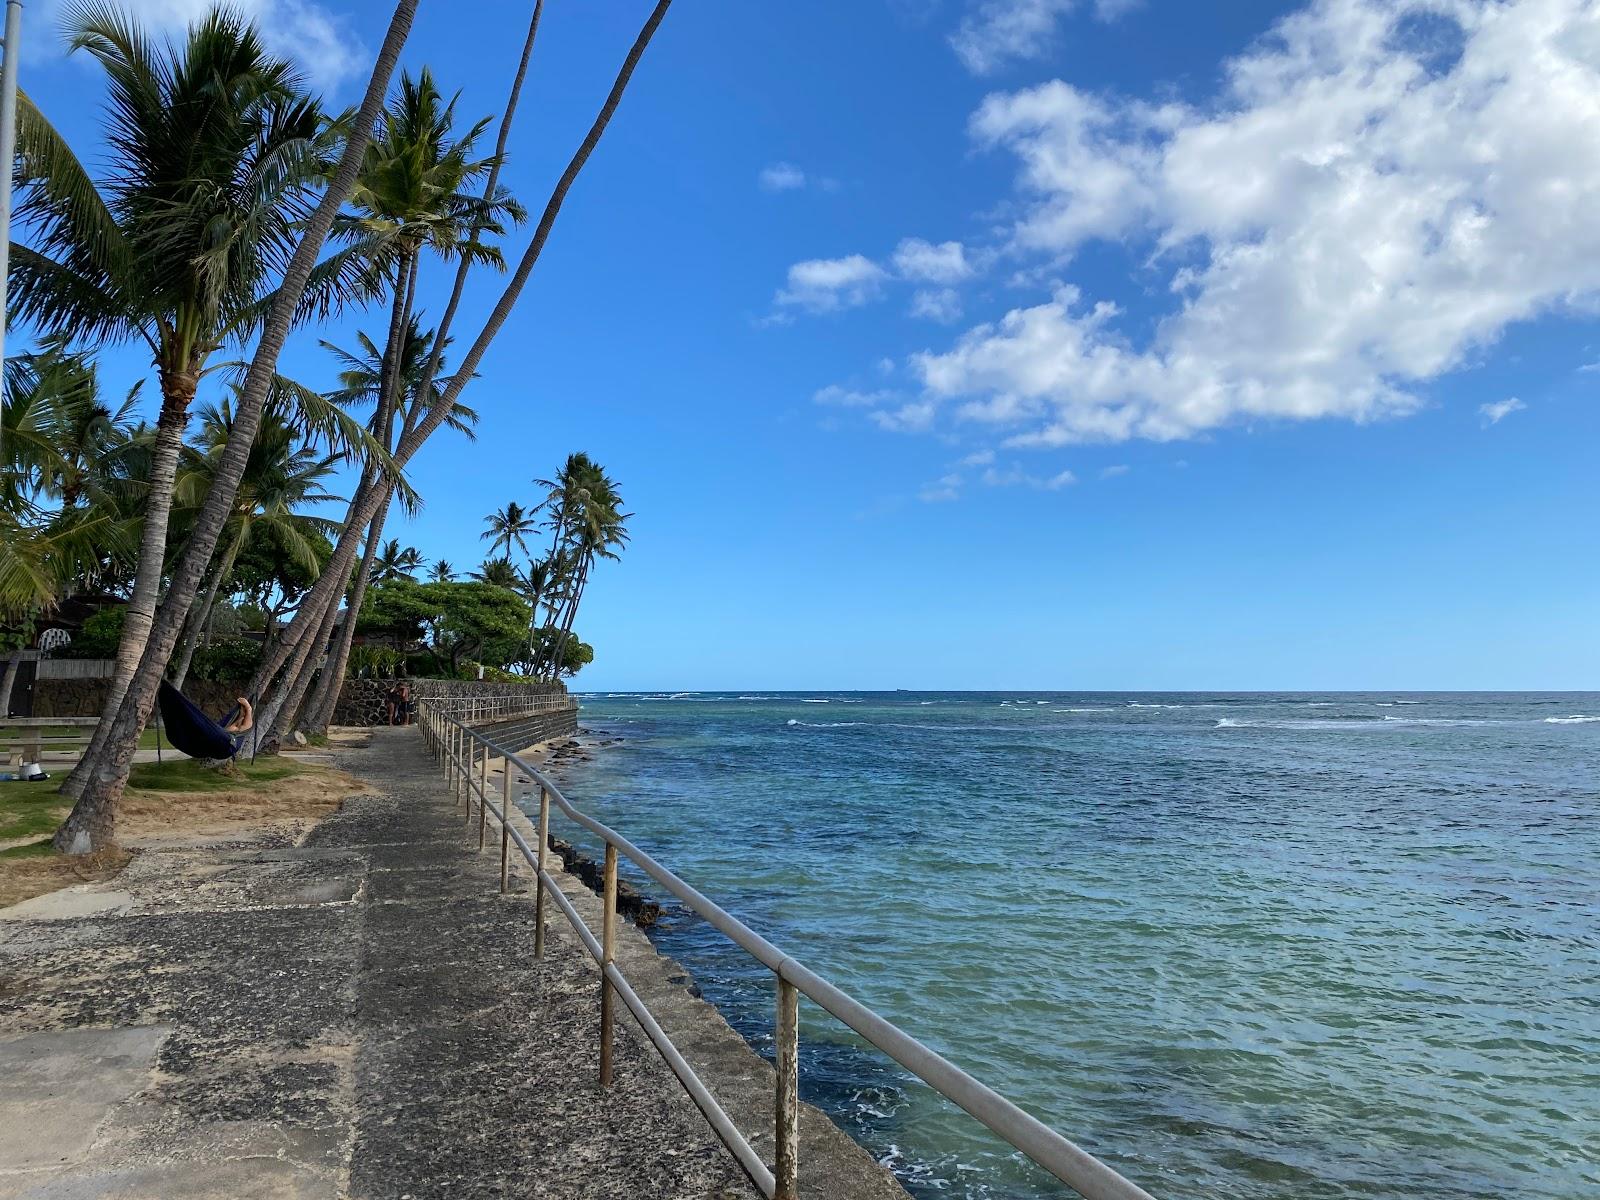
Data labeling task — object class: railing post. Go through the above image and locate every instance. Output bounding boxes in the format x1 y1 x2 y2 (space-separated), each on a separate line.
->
499 756 512 893
534 784 550 958
775 976 800 1200
478 743 489 851
467 738 478 827
600 841 618 1088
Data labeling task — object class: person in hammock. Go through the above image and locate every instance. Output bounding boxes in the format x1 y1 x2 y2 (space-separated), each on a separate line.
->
222 697 253 736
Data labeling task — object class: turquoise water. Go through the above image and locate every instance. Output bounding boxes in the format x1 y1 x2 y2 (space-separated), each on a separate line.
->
533 693 1599 1200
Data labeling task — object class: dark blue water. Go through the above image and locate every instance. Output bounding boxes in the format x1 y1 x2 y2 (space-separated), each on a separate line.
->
530 692 1600 1200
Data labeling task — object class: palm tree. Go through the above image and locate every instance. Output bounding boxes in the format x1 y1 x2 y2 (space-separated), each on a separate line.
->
471 556 521 590
220 0 675 749
535 454 628 679
51 0 422 853
372 538 422 583
13 5 333 743
169 402 341 687
428 559 456 583
252 67 518 747
481 500 535 562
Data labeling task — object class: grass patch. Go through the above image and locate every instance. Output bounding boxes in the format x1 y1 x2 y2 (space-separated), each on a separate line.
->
0 780 71 843
0 837 56 860
127 758 301 794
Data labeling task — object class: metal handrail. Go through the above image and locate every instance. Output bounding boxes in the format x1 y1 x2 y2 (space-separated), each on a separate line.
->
419 699 1160 1200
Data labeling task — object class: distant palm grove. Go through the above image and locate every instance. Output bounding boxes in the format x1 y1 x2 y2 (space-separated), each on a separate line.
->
0 0 675 851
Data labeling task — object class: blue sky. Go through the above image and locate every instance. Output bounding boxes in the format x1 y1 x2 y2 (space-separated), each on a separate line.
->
18 0 1600 690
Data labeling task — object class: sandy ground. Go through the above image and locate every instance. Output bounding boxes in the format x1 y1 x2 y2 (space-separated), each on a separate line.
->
0 732 374 910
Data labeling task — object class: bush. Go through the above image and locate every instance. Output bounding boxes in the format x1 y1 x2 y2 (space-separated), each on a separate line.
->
188 637 262 681
347 645 404 678
55 607 124 658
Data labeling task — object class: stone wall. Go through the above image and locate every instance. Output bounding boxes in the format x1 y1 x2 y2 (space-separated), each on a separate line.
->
33 678 252 722
34 674 569 729
332 678 568 727
476 705 579 749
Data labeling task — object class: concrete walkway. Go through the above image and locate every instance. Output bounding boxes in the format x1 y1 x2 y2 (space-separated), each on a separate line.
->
0 728 760 1199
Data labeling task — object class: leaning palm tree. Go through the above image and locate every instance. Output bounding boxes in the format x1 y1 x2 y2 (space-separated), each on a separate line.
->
14 4 333 791
168 401 341 687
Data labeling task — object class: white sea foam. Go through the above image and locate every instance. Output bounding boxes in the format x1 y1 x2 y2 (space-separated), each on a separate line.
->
786 719 862 728
1057 706 1115 713
1545 715 1600 724
800 698 830 704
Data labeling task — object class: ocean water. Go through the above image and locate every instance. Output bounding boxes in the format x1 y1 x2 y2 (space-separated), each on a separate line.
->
530 693 1600 1200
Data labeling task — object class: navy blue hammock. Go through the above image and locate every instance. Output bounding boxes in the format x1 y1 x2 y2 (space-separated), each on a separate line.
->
157 681 252 762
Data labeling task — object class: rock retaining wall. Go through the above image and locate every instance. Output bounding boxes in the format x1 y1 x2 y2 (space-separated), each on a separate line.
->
333 678 567 726
33 674 569 729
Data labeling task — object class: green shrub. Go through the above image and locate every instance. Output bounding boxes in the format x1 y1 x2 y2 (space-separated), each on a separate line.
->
55 607 124 658
188 637 262 681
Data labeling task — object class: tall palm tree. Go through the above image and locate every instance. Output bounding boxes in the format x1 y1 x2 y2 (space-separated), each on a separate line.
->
169 401 341 687
535 454 628 679
481 500 534 562
428 559 456 583
13 5 333 741
372 538 422 583
226 0 675 748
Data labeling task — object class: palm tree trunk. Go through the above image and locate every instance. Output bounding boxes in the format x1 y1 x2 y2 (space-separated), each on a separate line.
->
58 379 193 801
171 527 245 690
52 0 420 854
301 490 391 735
549 553 589 680
414 0 544 406
255 591 341 752
200 0 674 742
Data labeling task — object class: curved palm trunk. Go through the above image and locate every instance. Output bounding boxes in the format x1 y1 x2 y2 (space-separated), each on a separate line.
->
51 0 420 854
171 527 245 690
254 587 340 751
210 0 675 746
548 553 589 680
59 380 193 801
302 489 391 736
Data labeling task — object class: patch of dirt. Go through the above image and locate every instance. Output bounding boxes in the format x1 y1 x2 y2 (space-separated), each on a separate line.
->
119 766 374 844
1 765 373 911
0 846 132 910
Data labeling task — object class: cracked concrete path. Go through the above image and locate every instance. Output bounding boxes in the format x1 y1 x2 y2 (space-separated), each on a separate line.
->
0 727 757 1200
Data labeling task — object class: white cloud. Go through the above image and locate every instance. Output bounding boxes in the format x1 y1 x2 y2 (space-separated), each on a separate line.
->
814 384 893 407
893 238 974 283
1479 397 1526 425
960 448 996 466
915 0 1600 446
871 400 940 433
919 473 965 502
910 287 964 323
86 0 367 88
1100 463 1130 478
759 162 807 191
949 0 1135 74
776 255 888 313
981 463 1077 489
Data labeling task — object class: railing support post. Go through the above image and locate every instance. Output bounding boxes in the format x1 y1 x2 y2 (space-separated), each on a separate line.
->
775 976 800 1200
600 841 618 1088
534 785 550 958
500 758 512 893
478 743 489 850
468 739 479 828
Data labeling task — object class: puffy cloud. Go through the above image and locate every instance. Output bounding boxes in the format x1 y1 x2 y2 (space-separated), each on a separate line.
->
759 162 807 191
893 238 974 283
917 0 1600 445
948 0 1137 74
1479 397 1525 425
871 400 940 432
981 463 1077 489
776 255 888 313
910 287 964 323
